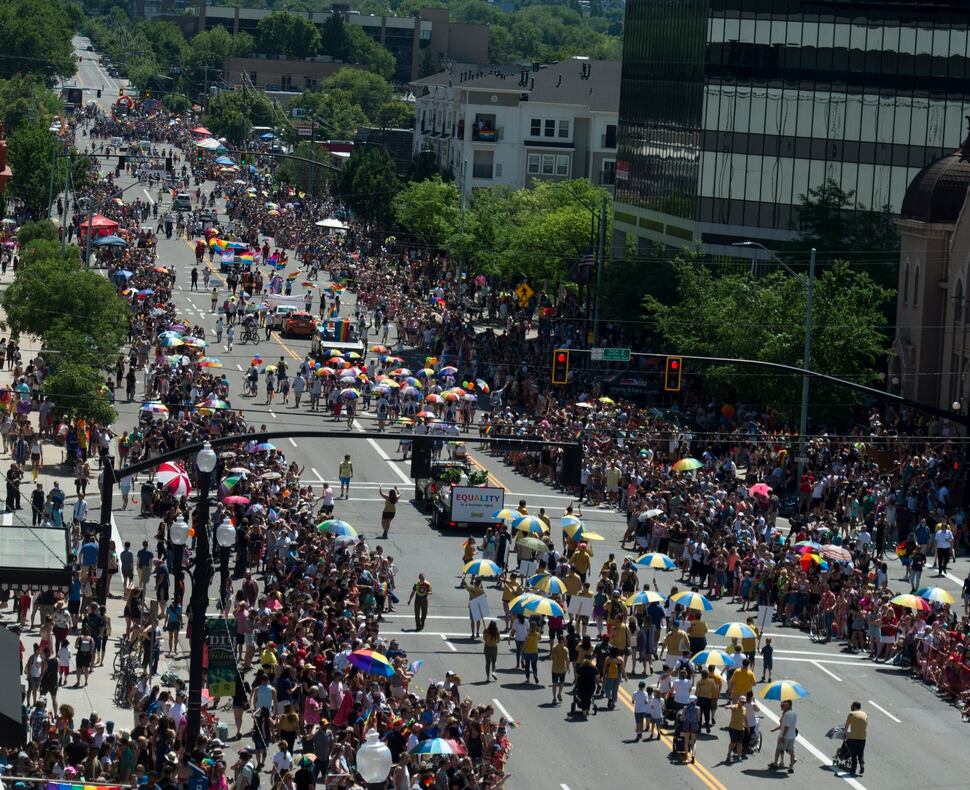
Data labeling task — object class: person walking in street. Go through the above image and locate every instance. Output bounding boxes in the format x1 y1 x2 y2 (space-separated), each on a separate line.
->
483 620 500 682
338 454 353 499
844 700 867 776
933 522 954 576
408 572 432 631
226 324 234 351
768 699 798 773
379 486 399 539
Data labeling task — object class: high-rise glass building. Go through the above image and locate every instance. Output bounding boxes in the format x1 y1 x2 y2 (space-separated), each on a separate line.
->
614 0 970 253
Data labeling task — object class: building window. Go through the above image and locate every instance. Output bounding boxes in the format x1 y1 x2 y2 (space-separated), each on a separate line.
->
531 118 541 136
956 281 964 323
545 119 556 137
280 74 292 91
914 265 920 306
558 120 569 138
555 154 570 176
603 124 616 148
249 71 257 85
527 153 541 174
602 160 616 185
903 264 909 303
472 149 494 179
542 154 555 174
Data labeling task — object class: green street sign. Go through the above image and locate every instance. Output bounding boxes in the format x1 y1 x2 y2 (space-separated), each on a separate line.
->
591 347 631 362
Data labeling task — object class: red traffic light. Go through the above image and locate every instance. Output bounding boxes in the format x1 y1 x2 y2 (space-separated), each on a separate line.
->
556 352 568 363
669 359 680 370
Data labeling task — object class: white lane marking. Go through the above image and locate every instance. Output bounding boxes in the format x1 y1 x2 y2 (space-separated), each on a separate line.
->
383 614 474 621
311 467 324 482
143 188 155 206
945 571 963 586
288 438 298 447
812 660 842 681
867 699 901 723
560 785 571 790
441 634 457 652
352 423 411 485
2 512 11 526
492 698 514 723
269 410 277 418
757 701 868 790
236 364 242 371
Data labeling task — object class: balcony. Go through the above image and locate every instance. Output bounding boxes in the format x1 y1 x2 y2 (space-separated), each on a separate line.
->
472 126 502 142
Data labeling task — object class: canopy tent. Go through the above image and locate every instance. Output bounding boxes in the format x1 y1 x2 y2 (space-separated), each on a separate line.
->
79 214 119 238
259 132 275 140
92 234 128 247
315 218 350 231
195 138 224 151
214 155 236 166
191 126 212 136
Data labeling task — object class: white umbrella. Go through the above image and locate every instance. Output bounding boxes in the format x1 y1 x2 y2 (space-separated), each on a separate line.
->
315 218 349 230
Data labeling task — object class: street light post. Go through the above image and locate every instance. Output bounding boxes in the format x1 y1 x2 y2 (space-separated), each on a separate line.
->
185 441 218 751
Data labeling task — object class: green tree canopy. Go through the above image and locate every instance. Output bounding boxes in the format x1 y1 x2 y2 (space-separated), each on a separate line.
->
0 0 76 85
291 88 369 139
205 91 279 144
272 140 336 197
8 124 92 219
257 11 321 59
345 25 396 80
374 100 414 131
392 177 461 248
0 75 63 133
336 148 399 226
323 70 393 121
42 363 117 426
189 25 255 71
641 258 894 419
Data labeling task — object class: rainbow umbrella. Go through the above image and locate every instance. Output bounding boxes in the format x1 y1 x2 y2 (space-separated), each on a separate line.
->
317 519 357 537
160 336 184 347
198 357 223 368
916 586 956 605
340 388 360 399
759 680 809 701
426 393 445 404
672 457 703 472
714 622 758 639
370 344 389 354
636 552 677 570
475 379 490 393
672 591 713 611
625 590 665 607
140 402 169 415
462 559 501 577
219 474 245 498
348 648 395 677
389 368 412 377
417 368 436 378
250 442 276 452
440 366 458 376
200 398 230 410
890 593 932 611
410 738 465 756
181 336 207 348
691 649 734 667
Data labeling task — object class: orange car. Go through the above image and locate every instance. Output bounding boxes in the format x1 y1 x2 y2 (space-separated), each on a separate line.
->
281 310 317 338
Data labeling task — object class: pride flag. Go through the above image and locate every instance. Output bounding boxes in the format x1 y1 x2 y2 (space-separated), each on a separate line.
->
238 253 254 264
408 659 423 673
334 321 351 341
49 784 121 790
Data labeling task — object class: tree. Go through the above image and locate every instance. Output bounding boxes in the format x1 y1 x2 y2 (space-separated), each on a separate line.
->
190 26 254 71
641 259 894 419
406 150 440 183
345 26 396 80
292 89 369 139
336 148 399 226
0 0 76 85
0 75 62 133
8 123 91 219
205 91 278 145
392 177 461 248
256 11 321 59
418 45 439 78
320 14 352 61
14 220 58 245
323 70 394 120
273 140 336 197
42 363 117 426
374 100 414 131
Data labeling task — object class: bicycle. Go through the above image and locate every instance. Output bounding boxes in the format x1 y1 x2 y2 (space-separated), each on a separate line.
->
809 611 827 643
241 324 260 345
113 633 145 675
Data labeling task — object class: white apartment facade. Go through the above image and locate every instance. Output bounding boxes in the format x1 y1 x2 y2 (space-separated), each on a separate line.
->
410 60 620 194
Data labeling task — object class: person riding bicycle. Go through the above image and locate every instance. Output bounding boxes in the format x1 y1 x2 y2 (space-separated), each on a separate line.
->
246 364 260 396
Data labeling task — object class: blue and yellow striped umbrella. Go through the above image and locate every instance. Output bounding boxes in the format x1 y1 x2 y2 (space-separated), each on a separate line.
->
513 515 549 535
509 592 544 614
625 590 665 607
533 576 567 596
520 594 565 618
690 649 734 667
493 508 518 525
714 622 757 639
462 559 501 577
635 552 677 570
759 680 809 701
672 590 713 612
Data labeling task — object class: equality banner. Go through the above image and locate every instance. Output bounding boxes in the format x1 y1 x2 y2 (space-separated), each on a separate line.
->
206 617 236 697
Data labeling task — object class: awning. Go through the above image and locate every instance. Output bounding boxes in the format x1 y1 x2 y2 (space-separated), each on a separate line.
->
191 126 212 136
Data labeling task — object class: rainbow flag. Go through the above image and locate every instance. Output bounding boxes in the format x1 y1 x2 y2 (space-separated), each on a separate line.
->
49 784 121 790
267 253 279 265
408 659 423 673
335 321 351 341
238 253 253 264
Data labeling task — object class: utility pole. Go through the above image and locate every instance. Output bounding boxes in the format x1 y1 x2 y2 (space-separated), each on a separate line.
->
60 153 70 255
795 247 817 491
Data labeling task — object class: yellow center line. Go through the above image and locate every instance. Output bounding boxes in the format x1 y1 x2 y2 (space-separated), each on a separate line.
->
616 686 727 790
467 452 508 491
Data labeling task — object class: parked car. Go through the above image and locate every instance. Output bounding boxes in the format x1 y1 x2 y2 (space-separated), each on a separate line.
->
172 193 192 211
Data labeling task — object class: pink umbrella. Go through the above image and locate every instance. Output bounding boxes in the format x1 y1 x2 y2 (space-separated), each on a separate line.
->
223 495 250 505
157 461 192 497
749 482 772 499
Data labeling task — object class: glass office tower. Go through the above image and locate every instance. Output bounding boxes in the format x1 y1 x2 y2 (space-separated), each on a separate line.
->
614 0 970 251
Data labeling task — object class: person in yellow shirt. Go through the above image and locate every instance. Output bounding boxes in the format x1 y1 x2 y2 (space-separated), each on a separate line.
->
516 499 529 516
467 578 486 639
260 642 278 675
727 698 748 762
602 650 623 709
459 538 477 588
688 616 709 655
609 618 633 679
663 624 689 668
694 669 718 734
501 572 523 630
550 634 570 704
571 545 592 581
708 666 724 726
728 658 756 701
522 622 541 684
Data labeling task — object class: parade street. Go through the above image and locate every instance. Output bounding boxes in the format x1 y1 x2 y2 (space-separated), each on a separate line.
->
82 144 970 790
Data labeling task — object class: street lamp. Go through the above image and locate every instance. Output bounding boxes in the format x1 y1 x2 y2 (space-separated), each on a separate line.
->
356 729 392 788
734 242 816 491
169 514 189 599
185 441 220 750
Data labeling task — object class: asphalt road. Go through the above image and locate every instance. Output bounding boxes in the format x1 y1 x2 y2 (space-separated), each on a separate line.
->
66 35 126 113
75 72 970 790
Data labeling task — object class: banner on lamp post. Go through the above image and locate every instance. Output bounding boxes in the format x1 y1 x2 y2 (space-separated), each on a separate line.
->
206 617 236 698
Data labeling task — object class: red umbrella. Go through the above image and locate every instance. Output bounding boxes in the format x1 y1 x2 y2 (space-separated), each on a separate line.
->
191 126 212 136
749 482 772 498
157 461 191 497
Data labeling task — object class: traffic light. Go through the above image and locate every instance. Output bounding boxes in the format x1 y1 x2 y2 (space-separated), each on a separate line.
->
664 355 683 392
240 149 248 166
551 349 570 385
197 148 204 164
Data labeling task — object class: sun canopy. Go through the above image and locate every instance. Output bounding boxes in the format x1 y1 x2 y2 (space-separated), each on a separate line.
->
191 126 212 136
195 138 224 151
215 155 236 166
315 218 349 230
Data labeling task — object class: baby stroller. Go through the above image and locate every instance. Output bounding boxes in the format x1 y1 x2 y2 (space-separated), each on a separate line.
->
670 710 690 763
826 725 851 769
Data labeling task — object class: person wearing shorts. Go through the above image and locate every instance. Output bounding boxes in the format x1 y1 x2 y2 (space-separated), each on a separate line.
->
727 698 748 762
769 699 797 772
338 455 353 499
632 681 651 741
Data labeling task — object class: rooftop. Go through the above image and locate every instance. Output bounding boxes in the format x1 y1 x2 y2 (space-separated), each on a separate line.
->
413 59 621 113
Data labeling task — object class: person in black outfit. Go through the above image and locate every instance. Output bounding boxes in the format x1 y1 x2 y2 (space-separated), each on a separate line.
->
30 483 45 526
6 463 22 511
